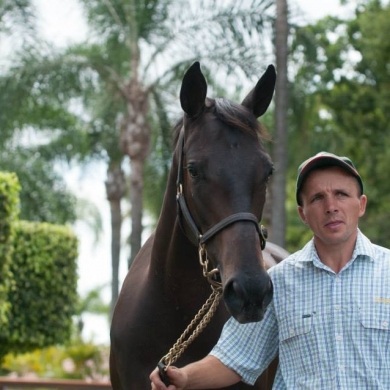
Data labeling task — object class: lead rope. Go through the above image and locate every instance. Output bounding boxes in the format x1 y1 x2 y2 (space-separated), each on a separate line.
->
158 245 222 384
160 285 222 367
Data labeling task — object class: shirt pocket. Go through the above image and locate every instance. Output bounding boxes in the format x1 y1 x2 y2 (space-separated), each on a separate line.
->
359 305 390 331
279 313 319 375
357 305 390 372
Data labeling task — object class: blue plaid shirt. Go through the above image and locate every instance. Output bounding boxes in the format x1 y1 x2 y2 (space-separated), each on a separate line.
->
211 230 390 389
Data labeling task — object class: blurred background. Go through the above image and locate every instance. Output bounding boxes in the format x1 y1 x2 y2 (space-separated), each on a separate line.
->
1 0 389 381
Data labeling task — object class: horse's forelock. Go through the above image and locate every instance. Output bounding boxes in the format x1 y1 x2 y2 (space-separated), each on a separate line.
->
214 98 268 140
173 97 270 148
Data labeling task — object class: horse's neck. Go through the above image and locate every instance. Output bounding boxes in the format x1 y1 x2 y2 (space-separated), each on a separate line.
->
151 168 198 273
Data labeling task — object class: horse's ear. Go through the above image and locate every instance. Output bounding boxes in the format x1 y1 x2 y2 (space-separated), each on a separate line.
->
241 65 276 118
180 62 207 118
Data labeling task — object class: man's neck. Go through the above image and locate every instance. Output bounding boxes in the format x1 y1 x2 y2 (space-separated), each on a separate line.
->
314 233 358 274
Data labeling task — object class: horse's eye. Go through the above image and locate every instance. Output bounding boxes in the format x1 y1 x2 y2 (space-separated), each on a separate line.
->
186 163 199 178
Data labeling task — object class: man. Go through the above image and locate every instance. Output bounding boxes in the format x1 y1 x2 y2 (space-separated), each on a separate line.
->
150 151 390 389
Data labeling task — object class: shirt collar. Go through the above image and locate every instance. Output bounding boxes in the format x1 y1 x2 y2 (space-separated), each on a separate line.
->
296 229 375 264
352 229 375 262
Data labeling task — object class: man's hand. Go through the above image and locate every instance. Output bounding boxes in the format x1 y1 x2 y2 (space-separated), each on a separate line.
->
150 365 187 389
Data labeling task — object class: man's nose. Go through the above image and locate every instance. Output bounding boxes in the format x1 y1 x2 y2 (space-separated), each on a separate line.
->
325 197 338 213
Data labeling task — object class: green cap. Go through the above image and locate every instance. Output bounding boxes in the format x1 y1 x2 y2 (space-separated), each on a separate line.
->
296 151 363 206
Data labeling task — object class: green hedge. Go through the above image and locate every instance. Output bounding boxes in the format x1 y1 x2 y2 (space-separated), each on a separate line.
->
0 221 79 357
0 172 20 330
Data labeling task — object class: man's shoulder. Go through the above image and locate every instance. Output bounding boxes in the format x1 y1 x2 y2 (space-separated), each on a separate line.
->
371 242 390 259
269 243 313 275
359 231 390 260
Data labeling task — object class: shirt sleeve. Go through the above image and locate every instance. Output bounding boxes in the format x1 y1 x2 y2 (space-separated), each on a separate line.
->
209 301 279 385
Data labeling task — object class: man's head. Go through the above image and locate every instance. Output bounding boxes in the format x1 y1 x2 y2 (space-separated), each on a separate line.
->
296 152 364 206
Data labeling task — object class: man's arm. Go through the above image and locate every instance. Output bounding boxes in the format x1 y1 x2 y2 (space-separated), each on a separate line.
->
150 355 241 389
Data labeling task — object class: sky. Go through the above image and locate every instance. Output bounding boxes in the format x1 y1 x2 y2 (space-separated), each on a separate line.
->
30 0 353 345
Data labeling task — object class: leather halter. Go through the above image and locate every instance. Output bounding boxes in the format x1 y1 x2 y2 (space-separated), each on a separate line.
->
176 126 268 249
158 125 268 385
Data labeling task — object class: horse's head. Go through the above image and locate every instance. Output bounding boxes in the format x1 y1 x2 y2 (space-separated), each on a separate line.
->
176 62 276 324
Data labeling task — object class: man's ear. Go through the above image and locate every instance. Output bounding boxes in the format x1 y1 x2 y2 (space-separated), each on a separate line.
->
298 206 308 225
359 194 368 217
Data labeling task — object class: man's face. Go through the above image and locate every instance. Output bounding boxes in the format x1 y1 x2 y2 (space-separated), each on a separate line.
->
297 166 367 248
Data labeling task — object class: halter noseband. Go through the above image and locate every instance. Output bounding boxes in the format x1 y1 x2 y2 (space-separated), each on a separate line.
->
175 126 268 251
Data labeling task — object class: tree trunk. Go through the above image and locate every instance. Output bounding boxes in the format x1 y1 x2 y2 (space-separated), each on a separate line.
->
105 164 126 319
120 78 151 268
270 0 289 248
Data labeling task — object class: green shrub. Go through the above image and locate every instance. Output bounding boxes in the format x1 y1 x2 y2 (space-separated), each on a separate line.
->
0 172 20 329
0 221 78 358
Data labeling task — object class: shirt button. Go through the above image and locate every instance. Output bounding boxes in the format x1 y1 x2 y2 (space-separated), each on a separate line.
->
335 305 341 311
336 334 343 341
339 365 345 371
382 321 389 329
290 329 295 335
335 277 341 283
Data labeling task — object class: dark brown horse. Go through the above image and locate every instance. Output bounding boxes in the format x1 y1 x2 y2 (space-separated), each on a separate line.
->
110 62 284 389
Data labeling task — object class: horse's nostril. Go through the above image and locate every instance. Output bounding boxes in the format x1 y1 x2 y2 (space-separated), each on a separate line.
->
224 279 245 314
232 280 244 300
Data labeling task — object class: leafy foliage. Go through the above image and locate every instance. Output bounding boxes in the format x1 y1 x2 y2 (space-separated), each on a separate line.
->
0 45 91 225
0 0 36 40
1 341 109 381
0 148 77 224
0 172 20 329
0 221 78 359
286 0 390 250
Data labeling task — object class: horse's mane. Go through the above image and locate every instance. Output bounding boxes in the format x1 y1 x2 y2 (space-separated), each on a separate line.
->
173 97 270 147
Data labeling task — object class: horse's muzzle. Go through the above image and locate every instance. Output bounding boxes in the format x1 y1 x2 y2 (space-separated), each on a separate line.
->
223 275 273 323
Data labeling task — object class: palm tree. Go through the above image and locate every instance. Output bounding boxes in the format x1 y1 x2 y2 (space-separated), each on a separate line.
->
0 1 83 225
270 0 289 247
2 0 277 314
78 0 276 267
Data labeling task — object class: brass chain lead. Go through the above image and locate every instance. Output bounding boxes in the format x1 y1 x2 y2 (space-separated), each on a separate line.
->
160 285 222 367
